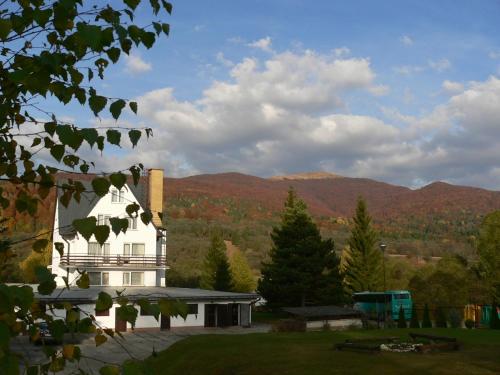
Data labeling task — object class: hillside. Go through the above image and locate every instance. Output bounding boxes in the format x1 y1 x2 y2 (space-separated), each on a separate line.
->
3 172 500 283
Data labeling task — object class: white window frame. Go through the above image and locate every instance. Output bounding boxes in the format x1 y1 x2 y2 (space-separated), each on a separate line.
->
111 188 124 203
127 216 138 230
88 272 109 286
122 271 144 286
97 214 111 226
88 242 110 256
123 243 145 256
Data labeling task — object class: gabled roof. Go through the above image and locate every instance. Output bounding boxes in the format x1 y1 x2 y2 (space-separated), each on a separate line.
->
56 175 148 236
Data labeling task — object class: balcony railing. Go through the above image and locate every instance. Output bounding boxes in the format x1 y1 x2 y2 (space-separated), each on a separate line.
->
60 254 167 268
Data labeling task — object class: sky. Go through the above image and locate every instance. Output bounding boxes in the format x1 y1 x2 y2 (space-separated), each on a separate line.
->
49 0 500 189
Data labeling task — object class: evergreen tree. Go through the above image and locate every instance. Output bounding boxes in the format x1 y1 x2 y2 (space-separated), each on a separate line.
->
422 304 432 328
409 305 420 328
201 233 233 291
489 302 500 330
214 257 233 292
343 197 383 293
397 305 407 328
230 249 256 292
435 307 448 328
258 189 345 307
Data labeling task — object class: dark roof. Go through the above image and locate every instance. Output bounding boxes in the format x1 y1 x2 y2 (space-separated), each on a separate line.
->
282 306 362 319
33 286 260 303
57 176 147 236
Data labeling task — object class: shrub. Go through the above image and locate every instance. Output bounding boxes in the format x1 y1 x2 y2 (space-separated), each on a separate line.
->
322 321 331 331
409 305 420 328
422 304 432 328
271 319 306 332
435 307 447 328
448 308 462 328
397 305 407 328
464 319 475 329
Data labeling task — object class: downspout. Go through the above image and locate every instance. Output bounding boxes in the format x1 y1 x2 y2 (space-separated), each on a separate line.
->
62 236 71 284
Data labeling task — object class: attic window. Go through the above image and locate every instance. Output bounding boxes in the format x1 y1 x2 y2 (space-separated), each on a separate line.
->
111 189 124 203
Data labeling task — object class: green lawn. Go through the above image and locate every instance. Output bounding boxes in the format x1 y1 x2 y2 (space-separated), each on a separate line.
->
138 328 500 375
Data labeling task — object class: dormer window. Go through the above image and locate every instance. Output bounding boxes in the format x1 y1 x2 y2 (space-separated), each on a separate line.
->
111 188 124 203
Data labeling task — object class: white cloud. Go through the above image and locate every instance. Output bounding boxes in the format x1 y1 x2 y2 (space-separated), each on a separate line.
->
399 35 413 46
227 36 244 44
105 43 500 189
442 80 464 95
428 58 451 72
193 24 205 32
334 47 351 57
215 52 234 67
248 36 273 52
368 85 390 96
124 53 152 74
488 51 500 59
393 65 425 75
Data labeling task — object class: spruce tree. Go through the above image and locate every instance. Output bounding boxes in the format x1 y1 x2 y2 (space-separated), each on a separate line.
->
397 305 407 328
258 188 345 307
422 304 432 328
214 257 233 291
489 302 500 329
201 233 233 291
343 197 383 293
435 307 448 328
409 305 420 328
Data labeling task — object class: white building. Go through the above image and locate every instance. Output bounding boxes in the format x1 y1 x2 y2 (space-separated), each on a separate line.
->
41 169 258 331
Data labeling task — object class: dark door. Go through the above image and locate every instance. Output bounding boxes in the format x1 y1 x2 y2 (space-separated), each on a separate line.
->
231 304 239 326
217 305 231 327
115 308 127 332
160 314 170 330
205 304 217 327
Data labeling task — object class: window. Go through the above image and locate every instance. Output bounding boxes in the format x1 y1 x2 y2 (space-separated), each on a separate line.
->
123 243 145 256
95 309 110 317
88 242 110 256
111 189 124 203
187 304 198 315
97 214 111 226
132 243 145 256
88 272 109 286
127 217 138 230
140 306 154 316
123 271 144 286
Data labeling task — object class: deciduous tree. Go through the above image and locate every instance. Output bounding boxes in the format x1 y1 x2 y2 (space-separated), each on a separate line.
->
229 248 256 293
0 1 185 373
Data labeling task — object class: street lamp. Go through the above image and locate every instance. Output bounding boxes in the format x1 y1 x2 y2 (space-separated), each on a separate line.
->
379 243 387 292
379 242 387 326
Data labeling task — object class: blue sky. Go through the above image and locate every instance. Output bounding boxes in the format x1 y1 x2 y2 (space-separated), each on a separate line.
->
50 0 500 189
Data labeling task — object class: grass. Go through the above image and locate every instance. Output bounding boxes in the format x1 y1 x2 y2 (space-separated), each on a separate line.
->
137 328 500 375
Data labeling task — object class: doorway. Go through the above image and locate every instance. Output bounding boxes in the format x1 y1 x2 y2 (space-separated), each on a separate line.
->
115 308 127 332
160 314 170 330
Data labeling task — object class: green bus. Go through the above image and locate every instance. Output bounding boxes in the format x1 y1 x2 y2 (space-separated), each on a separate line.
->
353 290 412 321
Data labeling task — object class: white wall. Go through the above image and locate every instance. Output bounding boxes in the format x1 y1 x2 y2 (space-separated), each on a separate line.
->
306 318 363 330
52 184 163 287
171 303 205 327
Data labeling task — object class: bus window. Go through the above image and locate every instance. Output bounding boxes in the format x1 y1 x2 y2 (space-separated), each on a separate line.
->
393 294 409 300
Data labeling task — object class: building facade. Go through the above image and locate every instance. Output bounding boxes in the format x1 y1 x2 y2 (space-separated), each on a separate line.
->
46 169 258 331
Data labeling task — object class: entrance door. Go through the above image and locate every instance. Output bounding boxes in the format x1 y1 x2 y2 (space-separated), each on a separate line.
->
115 308 127 332
160 314 170 330
240 304 250 327
217 305 231 327
204 304 217 327
231 304 239 326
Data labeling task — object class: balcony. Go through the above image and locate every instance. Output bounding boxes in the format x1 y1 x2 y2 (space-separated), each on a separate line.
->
59 254 167 268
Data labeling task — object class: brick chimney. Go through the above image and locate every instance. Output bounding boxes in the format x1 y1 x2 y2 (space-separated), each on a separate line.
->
147 168 164 227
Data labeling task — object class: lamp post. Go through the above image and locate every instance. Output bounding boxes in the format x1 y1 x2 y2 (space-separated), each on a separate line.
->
379 242 387 326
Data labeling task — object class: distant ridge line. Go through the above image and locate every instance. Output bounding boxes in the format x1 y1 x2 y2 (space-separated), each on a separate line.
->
269 171 343 181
